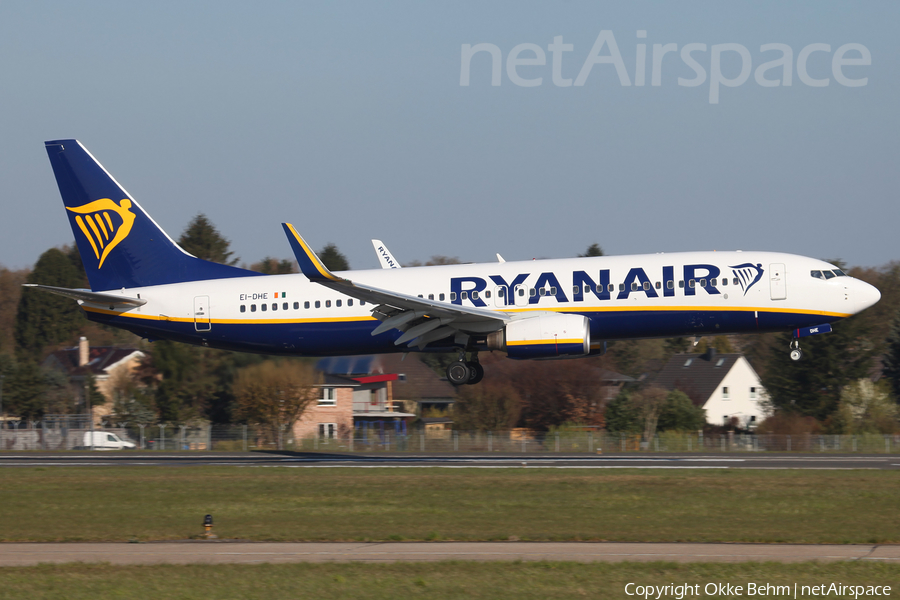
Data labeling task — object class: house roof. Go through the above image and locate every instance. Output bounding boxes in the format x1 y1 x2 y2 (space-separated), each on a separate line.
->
43 346 143 378
317 354 457 401
652 351 745 407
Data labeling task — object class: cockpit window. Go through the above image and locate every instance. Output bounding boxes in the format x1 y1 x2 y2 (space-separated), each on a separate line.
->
833 269 847 277
823 270 836 279
811 270 824 280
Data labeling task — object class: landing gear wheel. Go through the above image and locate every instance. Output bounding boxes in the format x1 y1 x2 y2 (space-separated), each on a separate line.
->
790 348 803 361
446 361 471 386
466 362 484 385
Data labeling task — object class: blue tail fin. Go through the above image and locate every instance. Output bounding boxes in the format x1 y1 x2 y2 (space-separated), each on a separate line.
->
45 140 260 291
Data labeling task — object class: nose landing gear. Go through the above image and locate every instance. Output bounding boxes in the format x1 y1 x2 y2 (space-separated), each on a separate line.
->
789 339 803 361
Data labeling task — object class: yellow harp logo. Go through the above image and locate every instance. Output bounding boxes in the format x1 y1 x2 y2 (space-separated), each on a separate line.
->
67 199 136 268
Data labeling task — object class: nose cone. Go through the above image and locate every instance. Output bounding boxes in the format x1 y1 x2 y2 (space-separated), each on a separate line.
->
853 279 881 313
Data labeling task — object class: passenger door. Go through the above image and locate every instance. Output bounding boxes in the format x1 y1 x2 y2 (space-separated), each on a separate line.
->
769 264 786 300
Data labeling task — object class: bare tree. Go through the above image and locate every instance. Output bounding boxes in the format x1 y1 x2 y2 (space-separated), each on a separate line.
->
234 361 322 449
631 386 669 442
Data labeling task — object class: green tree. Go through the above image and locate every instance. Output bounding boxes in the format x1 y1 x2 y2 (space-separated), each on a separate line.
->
14 248 86 361
178 214 238 265
319 243 349 271
603 390 642 433
656 390 706 432
578 243 604 257
452 379 521 431
762 315 876 421
0 266 29 356
4 360 46 420
883 309 900 402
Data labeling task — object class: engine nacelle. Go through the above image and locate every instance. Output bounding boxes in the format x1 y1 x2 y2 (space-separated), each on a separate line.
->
487 314 590 359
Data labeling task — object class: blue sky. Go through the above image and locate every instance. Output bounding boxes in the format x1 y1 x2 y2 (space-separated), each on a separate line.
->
1 1 897 271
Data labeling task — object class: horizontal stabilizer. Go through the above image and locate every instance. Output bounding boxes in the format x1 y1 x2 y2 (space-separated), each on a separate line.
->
23 284 147 308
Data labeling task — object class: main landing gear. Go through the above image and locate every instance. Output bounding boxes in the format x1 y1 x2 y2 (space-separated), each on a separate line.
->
789 339 803 361
446 351 484 386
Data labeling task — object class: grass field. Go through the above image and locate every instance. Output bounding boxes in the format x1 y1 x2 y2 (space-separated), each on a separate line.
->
0 467 898 543
1 561 898 600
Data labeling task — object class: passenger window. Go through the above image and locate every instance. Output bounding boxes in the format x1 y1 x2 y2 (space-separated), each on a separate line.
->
428 294 434 300
498 288 506 298
732 278 738 285
689 280 696 288
450 292 457 301
251 304 256 312
529 288 536 297
471 291 479 300
440 293 446 301
574 286 580 295
631 282 638 291
272 303 277 311
485 290 491 298
461 292 468 300
348 299 353 306
315 300 321 308
325 300 332 307
283 302 288 310
608 284 615 292
643 282 650 290
550 287 557 295
293 302 299 309
679 280 685 288
240 305 246 313
261 304 267 311
336 300 342 307
619 284 625 291
361 301 365 306
721 278 727 286
710 278 717 286
699 279 706 287
539 288 547 296
418 294 423 298
517 288 525 297
655 281 661 289
304 301 310 309
667 281 674 289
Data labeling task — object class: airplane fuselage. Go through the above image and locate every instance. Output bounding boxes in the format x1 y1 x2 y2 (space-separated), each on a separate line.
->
81 250 874 357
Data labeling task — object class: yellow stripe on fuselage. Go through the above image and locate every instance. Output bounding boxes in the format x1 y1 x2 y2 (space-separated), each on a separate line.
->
507 338 583 346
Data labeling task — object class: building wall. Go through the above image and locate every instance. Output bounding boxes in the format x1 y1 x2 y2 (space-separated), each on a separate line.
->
292 386 354 440
702 357 768 427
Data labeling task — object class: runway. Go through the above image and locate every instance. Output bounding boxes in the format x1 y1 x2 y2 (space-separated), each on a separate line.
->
0 451 898 469
1 542 898 566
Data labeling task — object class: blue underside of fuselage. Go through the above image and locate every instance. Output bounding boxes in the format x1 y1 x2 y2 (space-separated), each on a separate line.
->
85 308 842 356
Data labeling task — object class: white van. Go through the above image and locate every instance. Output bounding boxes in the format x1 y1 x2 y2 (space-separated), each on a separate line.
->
79 431 136 450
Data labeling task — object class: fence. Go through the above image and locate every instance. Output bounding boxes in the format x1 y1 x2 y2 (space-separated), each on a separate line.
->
2 422 899 454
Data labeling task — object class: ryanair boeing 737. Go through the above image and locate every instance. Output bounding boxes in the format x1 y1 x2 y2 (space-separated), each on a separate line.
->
30 140 881 385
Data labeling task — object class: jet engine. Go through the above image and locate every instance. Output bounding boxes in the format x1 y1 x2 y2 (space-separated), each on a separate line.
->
487 313 590 359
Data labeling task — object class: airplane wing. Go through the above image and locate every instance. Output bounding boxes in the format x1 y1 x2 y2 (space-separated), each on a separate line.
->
22 284 147 308
284 224 508 349
372 239 402 269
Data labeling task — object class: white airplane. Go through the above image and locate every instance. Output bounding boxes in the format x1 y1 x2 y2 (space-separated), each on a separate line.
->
31 140 881 385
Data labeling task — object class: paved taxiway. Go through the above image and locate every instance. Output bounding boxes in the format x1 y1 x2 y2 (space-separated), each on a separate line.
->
0 451 898 469
1 542 898 566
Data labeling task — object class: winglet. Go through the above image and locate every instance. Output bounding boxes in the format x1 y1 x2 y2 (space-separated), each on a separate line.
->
282 223 342 282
